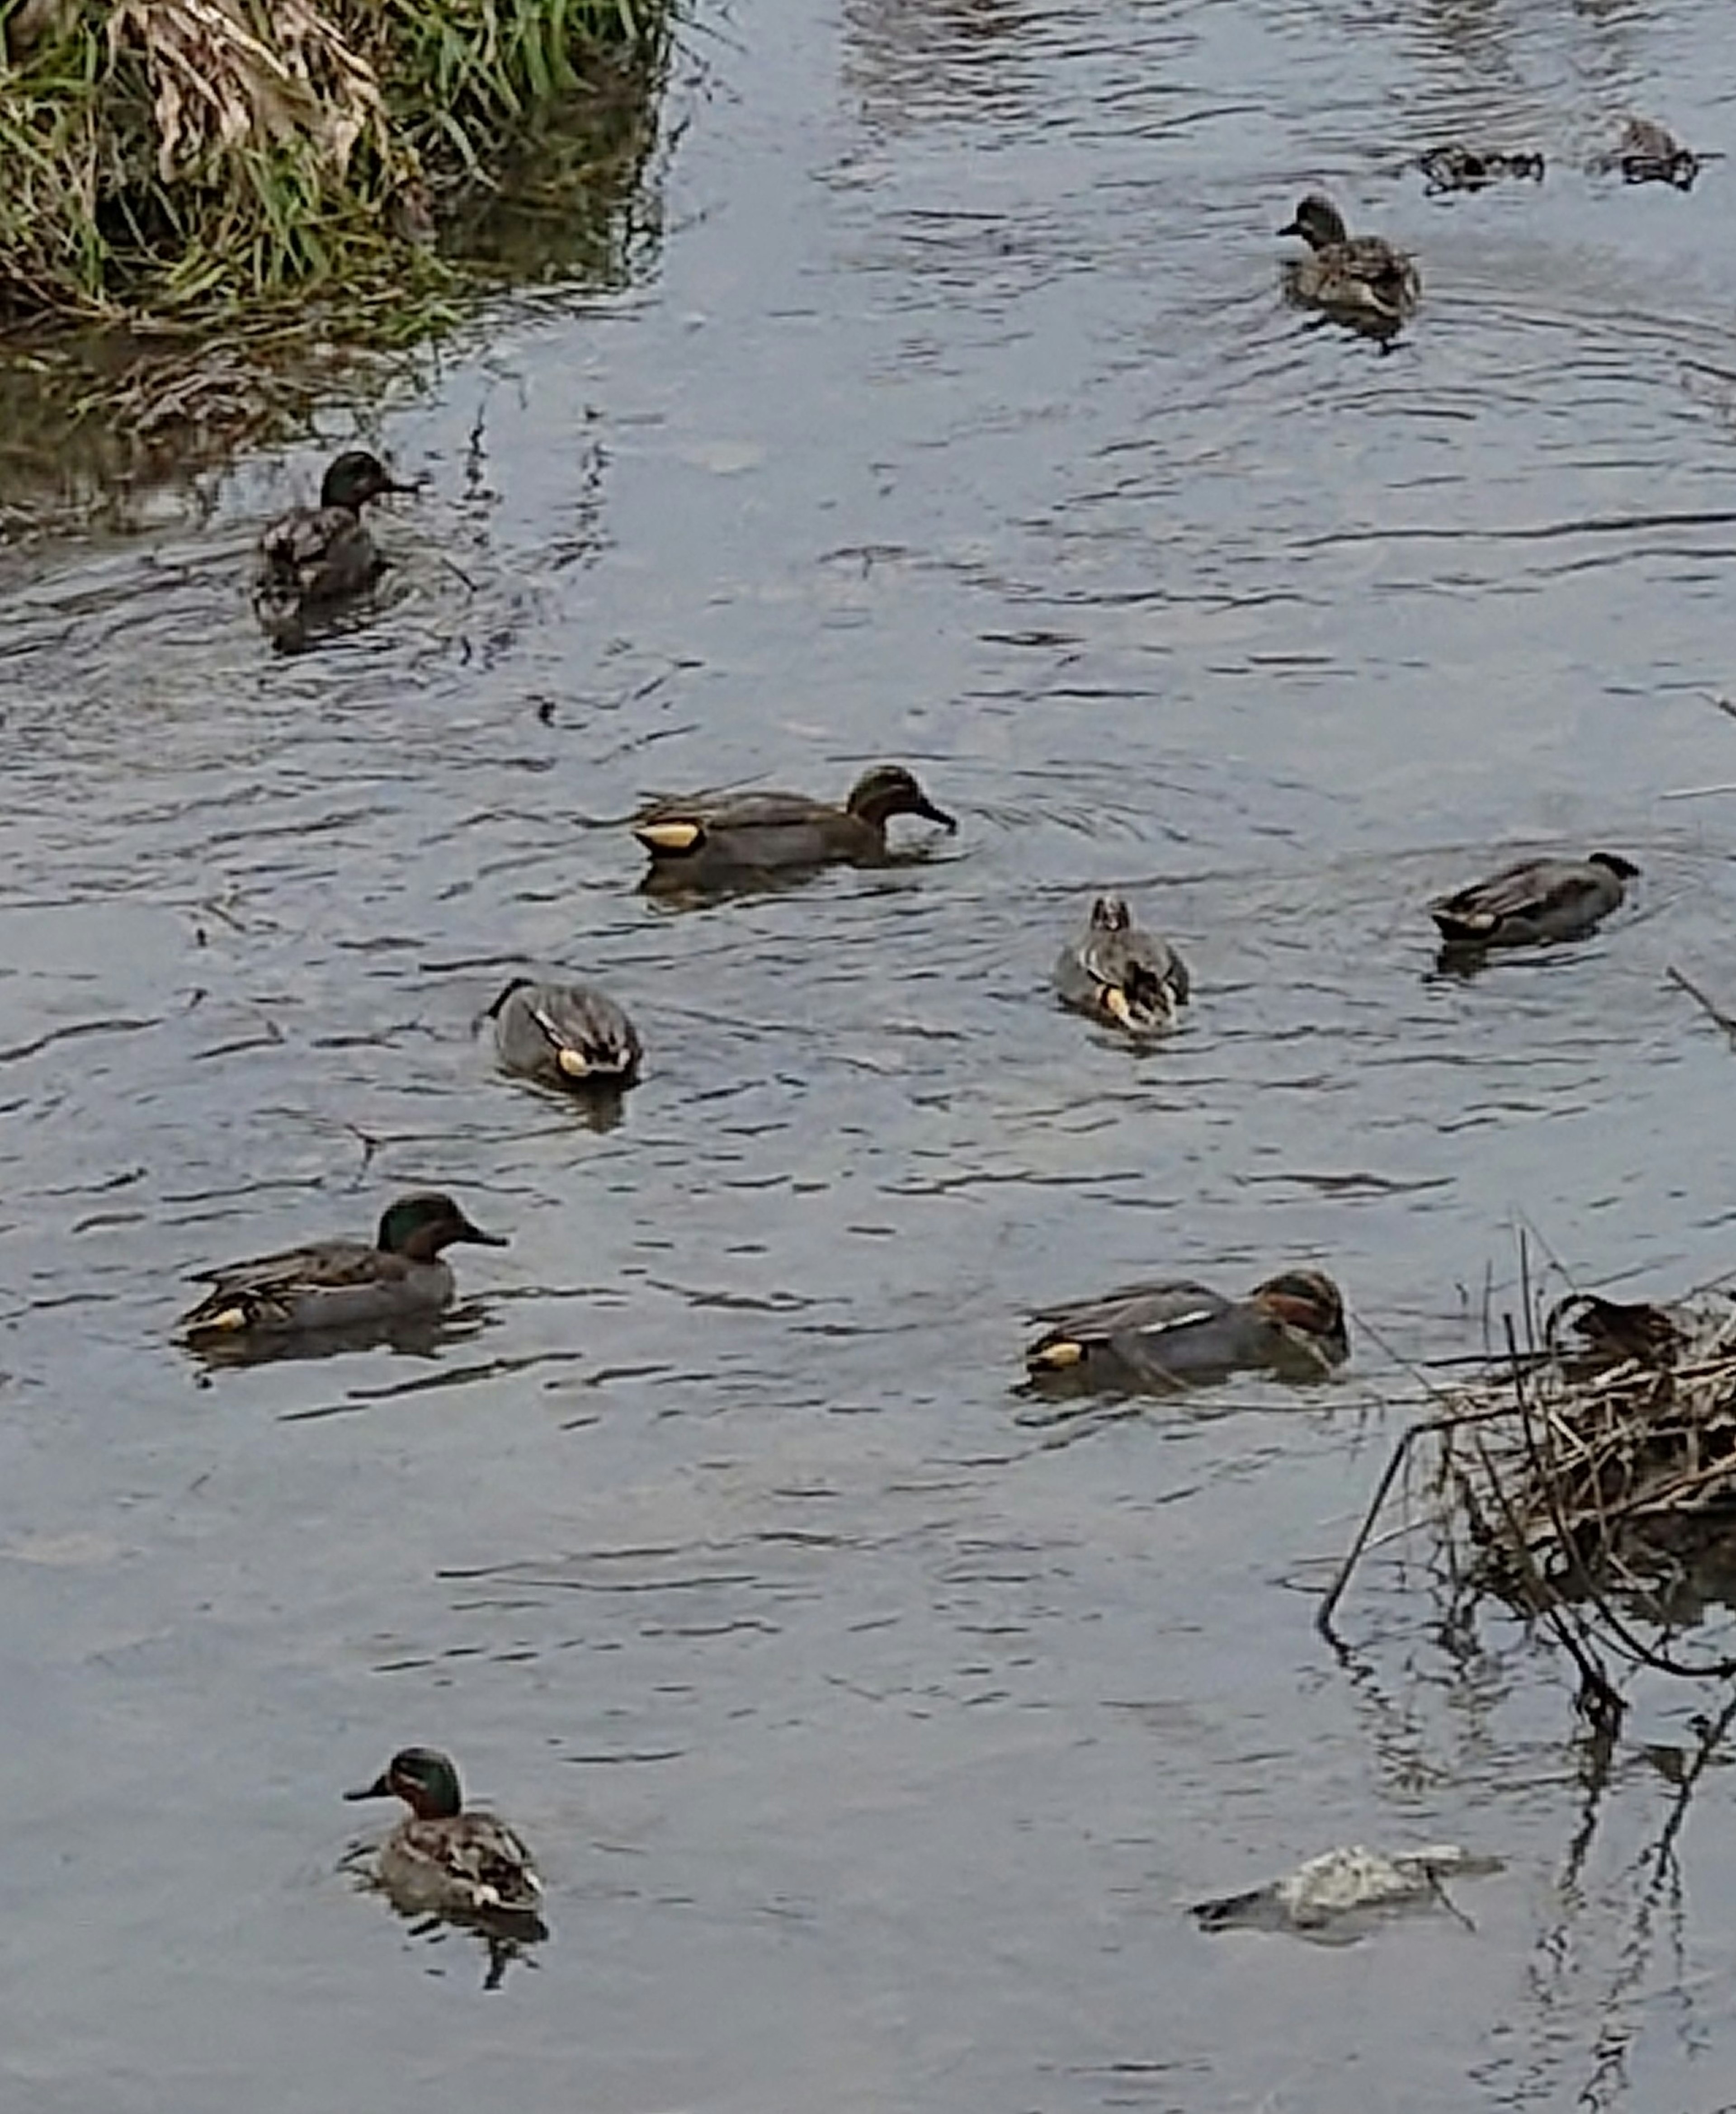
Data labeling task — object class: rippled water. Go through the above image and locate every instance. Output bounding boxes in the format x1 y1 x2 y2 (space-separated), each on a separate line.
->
7 0 1736 2107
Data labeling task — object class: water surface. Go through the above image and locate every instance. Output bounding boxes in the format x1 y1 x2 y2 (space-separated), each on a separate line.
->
6 0 1736 2107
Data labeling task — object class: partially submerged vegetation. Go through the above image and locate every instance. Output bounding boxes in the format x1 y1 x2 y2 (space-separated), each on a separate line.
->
1323 1278 1736 1729
0 0 670 491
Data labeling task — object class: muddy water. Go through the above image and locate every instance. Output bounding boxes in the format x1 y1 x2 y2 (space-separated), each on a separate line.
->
6 0 1736 2107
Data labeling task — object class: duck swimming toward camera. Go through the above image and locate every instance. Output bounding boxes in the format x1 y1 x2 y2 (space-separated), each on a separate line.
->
252 449 412 646
178 1191 505 1348
1025 1268 1349 1392
1054 893 1189 1034
1278 194 1420 333
1429 852 1638 951
632 764 957 893
345 1747 545 1929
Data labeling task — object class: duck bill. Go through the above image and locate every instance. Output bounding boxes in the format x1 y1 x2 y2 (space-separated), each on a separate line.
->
344 1773 393 1802
453 1214 509 1248
1277 216 1303 236
915 797 958 832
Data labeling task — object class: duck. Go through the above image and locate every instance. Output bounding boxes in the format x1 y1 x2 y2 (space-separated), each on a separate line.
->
252 449 411 646
345 1746 545 1929
1278 194 1420 332
1054 893 1189 1034
1429 852 1638 951
632 764 957 893
178 1191 505 1347
486 976 642 1092
1416 143 1545 193
1605 117 1699 190
1025 1268 1349 1391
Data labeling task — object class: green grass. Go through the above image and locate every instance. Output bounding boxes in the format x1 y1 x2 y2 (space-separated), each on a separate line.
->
0 0 669 324
0 0 668 491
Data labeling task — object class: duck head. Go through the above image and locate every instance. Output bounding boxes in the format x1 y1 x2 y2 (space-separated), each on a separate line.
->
1250 1268 1348 1351
1278 194 1349 250
319 450 413 513
1089 893 1133 934
845 765 957 833
377 1192 508 1261
484 977 535 1019
346 1745 463 1820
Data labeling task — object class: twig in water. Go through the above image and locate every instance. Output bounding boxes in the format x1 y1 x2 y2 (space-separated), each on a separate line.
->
1667 965 1736 1044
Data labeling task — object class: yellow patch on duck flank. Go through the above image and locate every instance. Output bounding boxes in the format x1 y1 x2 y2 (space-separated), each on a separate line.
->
637 820 702 853
1030 1339 1085 1368
198 1306 249 1334
1103 986 1136 1029
556 1047 592 1078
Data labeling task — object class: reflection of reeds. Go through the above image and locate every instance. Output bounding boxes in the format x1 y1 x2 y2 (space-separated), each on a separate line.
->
0 0 667 323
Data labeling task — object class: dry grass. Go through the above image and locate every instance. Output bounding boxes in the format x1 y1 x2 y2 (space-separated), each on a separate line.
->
1321 1283 1736 1717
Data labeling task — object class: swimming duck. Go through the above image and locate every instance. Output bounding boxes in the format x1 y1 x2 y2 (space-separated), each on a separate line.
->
1416 143 1544 193
252 449 411 646
1054 893 1189 1034
1429 852 1638 950
1025 1268 1349 1391
178 1191 505 1347
1278 194 1420 332
1603 117 1699 190
632 765 957 893
486 976 642 1092
345 1746 545 1929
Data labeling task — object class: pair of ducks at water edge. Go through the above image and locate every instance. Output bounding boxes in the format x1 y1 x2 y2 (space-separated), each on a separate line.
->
178 785 1638 1393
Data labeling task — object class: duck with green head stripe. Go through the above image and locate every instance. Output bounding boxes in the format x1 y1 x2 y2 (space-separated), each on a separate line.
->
178 1192 505 1348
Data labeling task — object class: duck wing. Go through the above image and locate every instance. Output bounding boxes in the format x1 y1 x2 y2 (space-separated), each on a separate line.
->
1083 926 1189 1023
523 983 642 1081
1430 858 1614 942
257 504 352 586
1029 1279 1229 1352
180 1238 398 1332
410 1813 543 1914
634 790 831 851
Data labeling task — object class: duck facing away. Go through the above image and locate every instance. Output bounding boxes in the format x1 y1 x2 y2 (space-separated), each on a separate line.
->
345 1747 545 1930
1026 1268 1349 1392
487 976 642 1092
1429 852 1638 951
1055 893 1189 1034
632 764 957 894
253 449 411 647
178 1191 505 1348
1278 194 1420 333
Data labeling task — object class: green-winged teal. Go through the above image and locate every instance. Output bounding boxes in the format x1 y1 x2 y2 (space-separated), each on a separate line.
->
1026 1269 1349 1390
178 1191 505 1347
1417 144 1545 193
486 977 642 1091
632 764 956 892
1278 194 1420 332
345 1747 545 1927
1055 893 1189 1034
253 450 411 646
1430 852 1637 950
